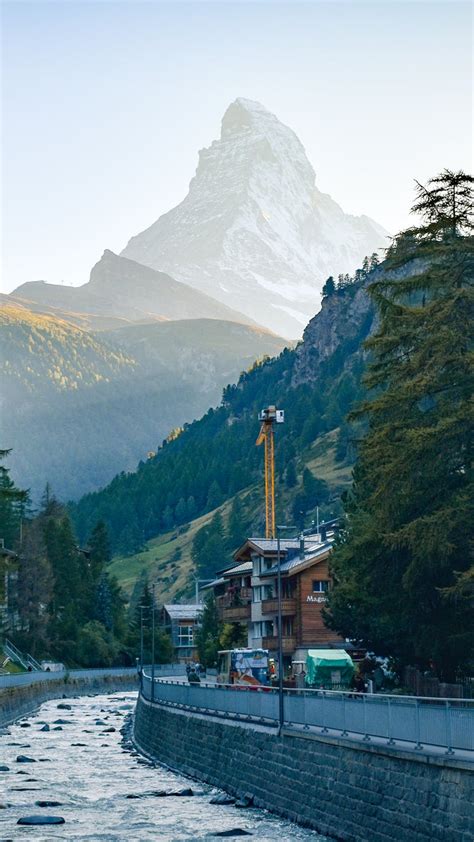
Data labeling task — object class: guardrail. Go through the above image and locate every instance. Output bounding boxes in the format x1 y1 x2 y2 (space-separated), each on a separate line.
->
141 674 474 756
0 663 185 690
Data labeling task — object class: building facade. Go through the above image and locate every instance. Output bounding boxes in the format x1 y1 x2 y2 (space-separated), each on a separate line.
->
161 604 202 663
214 532 345 669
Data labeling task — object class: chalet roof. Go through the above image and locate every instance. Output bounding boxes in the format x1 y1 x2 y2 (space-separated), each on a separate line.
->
259 541 333 578
222 560 252 577
163 604 203 621
199 577 225 591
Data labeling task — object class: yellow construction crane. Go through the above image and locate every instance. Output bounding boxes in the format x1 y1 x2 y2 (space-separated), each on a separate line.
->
256 406 284 539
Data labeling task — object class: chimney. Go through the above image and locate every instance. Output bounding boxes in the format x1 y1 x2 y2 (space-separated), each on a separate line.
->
299 533 305 559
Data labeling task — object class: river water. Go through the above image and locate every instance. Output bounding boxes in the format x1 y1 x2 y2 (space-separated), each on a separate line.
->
0 692 327 840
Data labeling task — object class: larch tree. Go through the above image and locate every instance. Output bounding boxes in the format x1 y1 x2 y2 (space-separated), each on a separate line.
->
326 170 473 680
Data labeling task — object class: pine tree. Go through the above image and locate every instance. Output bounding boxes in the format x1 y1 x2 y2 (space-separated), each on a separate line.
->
0 450 28 548
195 593 220 667
285 459 297 488
322 276 336 297
226 496 249 552
326 171 474 679
88 520 111 582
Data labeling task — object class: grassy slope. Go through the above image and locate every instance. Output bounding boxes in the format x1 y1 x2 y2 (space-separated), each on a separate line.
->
109 500 233 602
110 431 352 605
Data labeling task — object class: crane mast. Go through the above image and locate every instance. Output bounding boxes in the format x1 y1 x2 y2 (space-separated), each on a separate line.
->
256 406 284 539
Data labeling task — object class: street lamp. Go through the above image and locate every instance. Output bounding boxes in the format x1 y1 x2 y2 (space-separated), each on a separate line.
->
276 524 297 733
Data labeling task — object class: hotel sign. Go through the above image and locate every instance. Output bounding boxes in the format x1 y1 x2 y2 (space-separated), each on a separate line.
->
306 595 327 604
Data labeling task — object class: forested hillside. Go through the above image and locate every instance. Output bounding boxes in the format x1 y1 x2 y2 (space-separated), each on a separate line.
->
0 306 286 500
71 255 387 555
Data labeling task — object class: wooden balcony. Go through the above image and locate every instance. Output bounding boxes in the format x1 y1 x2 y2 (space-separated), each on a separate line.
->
261 597 296 616
222 603 251 622
262 635 297 654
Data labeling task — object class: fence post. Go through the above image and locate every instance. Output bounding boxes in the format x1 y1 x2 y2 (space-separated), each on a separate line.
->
341 692 348 736
387 697 395 745
414 699 423 750
445 700 455 755
321 691 328 734
362 694 371 741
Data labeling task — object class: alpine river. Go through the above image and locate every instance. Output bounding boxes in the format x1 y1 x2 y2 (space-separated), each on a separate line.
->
0 692 328 840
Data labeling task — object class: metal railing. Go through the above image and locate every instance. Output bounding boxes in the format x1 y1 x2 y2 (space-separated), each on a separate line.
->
141 674 474 757
0 663 185 690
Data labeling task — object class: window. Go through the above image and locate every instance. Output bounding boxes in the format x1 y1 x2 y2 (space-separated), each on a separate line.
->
253 586 262 603
177 625 194 646
312 580 329 593
263 584 274 600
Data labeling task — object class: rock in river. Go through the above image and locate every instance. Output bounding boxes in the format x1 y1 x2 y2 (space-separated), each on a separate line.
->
35 801 63 808
16 755 36 763
210 794 236 805
212 832 252 837
57 703 71 710
40 724 50 732
17 815 65 825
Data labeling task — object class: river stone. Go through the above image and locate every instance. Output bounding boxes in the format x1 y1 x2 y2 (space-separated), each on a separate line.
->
234 794 254 808
19 723 31 728
53 726 63 731
53 719 71 725
38 758 52 762
212 832 252 838
71 743 87 747
95 719 107 725
35 801 63 808
170 789 194 797
57 703 71 710
102 727 116 733
0 765 9 772
125 790 168 799
210 794 236 805
17 815 65 825
40 724 50 732
16 756 36 763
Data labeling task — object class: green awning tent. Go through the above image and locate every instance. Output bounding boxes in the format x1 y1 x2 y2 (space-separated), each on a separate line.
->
305 649 355 689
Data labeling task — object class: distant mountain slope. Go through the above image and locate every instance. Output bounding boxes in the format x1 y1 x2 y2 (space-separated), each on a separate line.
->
0 306 286 500
0 304 135 393
101 318 286 390
11 249 257 327
122 98 388 337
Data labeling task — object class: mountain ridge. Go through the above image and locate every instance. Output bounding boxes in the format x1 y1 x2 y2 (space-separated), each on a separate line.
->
10 249 257 328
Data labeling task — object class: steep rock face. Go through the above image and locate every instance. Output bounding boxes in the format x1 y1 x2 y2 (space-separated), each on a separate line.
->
11 250 255 326
292 285 374 385
122 98 388 338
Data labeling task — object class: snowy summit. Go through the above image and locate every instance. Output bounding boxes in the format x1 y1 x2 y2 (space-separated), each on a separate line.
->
122 98 388 337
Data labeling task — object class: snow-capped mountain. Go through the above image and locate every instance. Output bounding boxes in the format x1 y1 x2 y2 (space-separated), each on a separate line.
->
122 98 388 337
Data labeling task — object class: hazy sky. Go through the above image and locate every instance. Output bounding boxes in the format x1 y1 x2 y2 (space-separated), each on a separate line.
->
2 0 472 293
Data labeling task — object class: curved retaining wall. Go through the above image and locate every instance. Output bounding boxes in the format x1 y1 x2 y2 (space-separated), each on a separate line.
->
0 670 138 727
134 694 474 842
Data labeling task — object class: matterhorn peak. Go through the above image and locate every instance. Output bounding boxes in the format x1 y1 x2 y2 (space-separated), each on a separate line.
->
122 99 387 337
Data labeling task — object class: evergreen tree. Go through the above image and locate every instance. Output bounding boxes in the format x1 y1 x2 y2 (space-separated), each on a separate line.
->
0 450 28 548
226 496 249 552
195 593 220 667
206 480 222 510
175 497 187 524
322 276 336 297
88 520 111 582
326 171 474 679
285 459 297 488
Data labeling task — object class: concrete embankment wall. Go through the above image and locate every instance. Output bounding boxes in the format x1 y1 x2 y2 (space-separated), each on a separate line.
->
134 695 474 842
0 671 138 727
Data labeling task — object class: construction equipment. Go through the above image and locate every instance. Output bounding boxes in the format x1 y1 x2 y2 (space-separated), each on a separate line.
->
256 406 284 539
